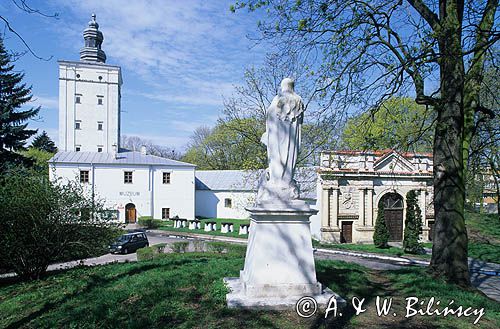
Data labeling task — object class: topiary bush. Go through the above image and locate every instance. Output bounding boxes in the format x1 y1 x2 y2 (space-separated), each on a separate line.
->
138 217 162 229
373 203 390 248
171 241 189 253
207 242 227 253
403 190 424 254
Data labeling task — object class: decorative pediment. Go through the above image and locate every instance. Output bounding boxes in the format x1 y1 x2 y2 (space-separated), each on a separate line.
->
373 151 414 173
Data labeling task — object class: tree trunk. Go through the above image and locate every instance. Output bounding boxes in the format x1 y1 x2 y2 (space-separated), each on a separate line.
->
429 0 470 287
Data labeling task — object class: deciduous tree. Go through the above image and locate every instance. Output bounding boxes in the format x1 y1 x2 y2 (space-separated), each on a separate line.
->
342 97 434 152
235 0 499 286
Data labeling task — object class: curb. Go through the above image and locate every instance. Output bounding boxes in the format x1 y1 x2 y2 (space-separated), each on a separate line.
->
152 229 248 245
314 247 430 266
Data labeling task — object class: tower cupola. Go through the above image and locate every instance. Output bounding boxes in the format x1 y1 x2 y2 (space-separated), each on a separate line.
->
79 14 107 63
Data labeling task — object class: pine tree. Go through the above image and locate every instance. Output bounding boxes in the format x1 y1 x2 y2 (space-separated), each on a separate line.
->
373 202 390 248
0 36 39 171
403 190 424 254
31 131 57 153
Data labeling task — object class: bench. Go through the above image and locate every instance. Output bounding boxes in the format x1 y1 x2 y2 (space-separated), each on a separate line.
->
239 224 250 235
204 221 217 232
188 220 201 230
220 222 234 233
174 218 188 228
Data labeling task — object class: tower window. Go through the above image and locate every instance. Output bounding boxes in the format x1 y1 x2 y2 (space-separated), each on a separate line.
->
97 122 103 131
163 172 171 184
97 96 103 105
162 208 170 219
80 170 89 183
76 74 81 79
97 146 103 153
75 121 81 130
124 171 133 184
75 145 81 152
224 198 232 208
75 95 81 104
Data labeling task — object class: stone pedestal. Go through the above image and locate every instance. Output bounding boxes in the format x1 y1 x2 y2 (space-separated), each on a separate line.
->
224 200 345 309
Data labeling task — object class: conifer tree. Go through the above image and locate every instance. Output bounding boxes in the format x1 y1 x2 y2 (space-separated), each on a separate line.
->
31 131 57 153
403 190 424 254
0 36 39 171
373 202 390 248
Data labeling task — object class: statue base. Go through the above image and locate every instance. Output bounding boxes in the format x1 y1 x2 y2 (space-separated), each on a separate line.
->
224 200 345 310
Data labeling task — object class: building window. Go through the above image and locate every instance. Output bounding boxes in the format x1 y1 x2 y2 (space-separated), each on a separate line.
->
97 96 103 105
163 172 171 184
97 146 103 153
97 122 103 131
80 170 89 183
75 94 81 103
224 198 232 208
75 121 81 130
124 171 133 184
75 145 81 152
162 208 170 219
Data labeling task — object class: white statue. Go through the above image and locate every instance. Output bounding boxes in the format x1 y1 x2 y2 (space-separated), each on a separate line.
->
257 78 305 204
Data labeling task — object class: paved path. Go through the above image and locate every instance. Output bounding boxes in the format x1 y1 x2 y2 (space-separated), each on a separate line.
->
3 229 499 302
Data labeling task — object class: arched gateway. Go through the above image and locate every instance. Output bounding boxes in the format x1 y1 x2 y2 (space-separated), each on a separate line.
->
125 203 136 224
380 193 404 242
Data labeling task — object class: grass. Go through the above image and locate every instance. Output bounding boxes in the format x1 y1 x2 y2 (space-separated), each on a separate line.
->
0 244 498 329
314 211 500 264
159 218 250 239
465 212 500 243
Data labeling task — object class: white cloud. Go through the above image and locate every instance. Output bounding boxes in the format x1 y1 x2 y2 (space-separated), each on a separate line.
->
31 95 58 110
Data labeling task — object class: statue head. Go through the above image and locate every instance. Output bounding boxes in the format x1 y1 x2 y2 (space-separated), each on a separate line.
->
280 78 295 93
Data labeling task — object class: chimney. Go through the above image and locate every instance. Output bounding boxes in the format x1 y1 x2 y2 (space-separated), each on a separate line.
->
140 145 147 155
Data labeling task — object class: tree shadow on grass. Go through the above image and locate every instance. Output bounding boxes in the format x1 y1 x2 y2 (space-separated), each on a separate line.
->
4 257 208 329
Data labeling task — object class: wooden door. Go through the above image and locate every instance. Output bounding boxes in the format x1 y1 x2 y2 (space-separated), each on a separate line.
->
385 209 403 241
126 208 136 223
341 221 353 243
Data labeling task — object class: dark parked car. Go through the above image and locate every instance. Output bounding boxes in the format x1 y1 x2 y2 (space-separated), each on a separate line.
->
109 232 149 254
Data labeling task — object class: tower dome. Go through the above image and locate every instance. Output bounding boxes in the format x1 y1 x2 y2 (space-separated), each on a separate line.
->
79 14 107 63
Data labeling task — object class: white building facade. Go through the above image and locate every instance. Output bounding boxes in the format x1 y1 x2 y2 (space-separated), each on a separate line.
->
58 15 121 153
50 15 196 223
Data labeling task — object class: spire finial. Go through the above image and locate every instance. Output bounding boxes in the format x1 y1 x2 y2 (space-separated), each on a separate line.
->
80 13 106 63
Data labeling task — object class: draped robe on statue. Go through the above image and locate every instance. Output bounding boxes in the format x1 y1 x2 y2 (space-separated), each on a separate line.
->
257 78 305 204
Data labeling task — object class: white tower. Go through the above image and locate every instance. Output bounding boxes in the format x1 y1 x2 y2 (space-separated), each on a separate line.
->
58 14 122 153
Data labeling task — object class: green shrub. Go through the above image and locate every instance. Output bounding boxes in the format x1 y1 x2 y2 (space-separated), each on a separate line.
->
138 217 162 229
373 203 390 248
0 168 120 280
137 247 155 261
207 242 227 253
154 243 167 253
192 240 205 252
403 190 424 254
171 241 189 253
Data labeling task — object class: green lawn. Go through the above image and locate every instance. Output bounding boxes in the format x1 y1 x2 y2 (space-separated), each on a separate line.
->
465 211 500 242
159 218 250 239
0 245 498 328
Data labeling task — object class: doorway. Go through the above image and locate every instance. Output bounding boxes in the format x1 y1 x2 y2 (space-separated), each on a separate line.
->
380 193 404 242
125 203 136 224
341 221 353 243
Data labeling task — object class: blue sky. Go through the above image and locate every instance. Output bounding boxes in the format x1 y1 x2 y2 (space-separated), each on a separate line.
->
2 0 268 150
